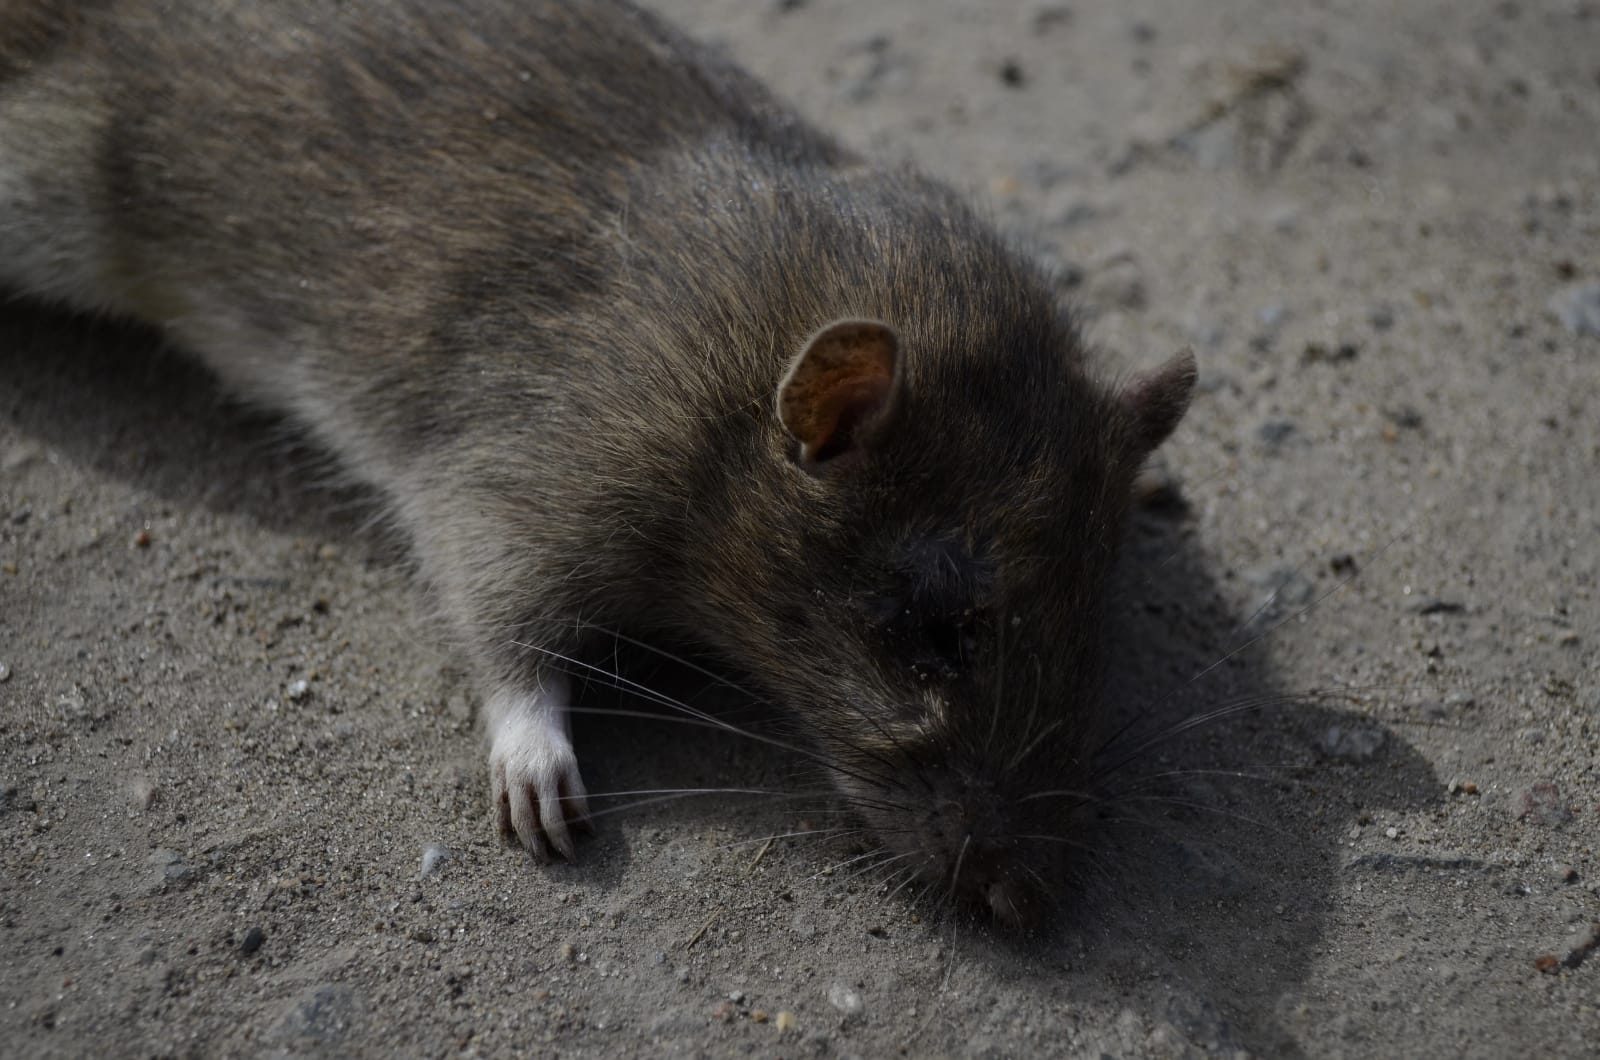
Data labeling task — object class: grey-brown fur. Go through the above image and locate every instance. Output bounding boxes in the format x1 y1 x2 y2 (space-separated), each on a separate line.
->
0 0 1195 924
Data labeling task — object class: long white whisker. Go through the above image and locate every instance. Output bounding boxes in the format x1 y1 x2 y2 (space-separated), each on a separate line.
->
513 640 896 790
1190 528 1407 683
579 788 808 823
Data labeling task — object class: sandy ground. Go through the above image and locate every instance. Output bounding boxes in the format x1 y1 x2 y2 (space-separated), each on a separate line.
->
3 0 1598 1056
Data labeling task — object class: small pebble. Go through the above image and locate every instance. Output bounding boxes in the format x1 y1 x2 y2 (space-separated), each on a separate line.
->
269 983 359 1043
1255 419 1298 447
128 776 159 811
144 848 192 892
1385 405 1425 430
752 1010 768 1023
1319 725 1385 762
286 679 311 702
409 927 436 944
418 843 449 878
1564 923 1600 969
239 926 267 956
0 662 10 682
2 442 43 472
1246 565 1315 609
1548 281 1600 337
775 1010 798 1032
710 1000 736 1023
826 981 865 1020
1534 953 1560 975
132 528 151 549
560 942 576 962
57 686 90 722
1516 782 1573 827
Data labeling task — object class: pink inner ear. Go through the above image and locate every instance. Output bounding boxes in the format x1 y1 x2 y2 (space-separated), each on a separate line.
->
777 319 902 469
808 378 893 462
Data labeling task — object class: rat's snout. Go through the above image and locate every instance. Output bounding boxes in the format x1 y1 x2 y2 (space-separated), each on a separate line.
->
829 712 1089 928
944 826 1055 929
918 784 1064 929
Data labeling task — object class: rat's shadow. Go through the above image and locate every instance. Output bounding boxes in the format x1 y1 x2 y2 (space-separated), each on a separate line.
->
928 478 1440 1053
1 300 1438 1055
0 303 380 542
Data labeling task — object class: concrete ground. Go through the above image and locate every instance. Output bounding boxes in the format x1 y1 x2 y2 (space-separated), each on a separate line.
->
3 0 1597 1056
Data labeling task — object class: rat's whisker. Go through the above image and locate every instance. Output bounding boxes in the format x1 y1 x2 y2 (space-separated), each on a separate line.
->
1092 686 1373 780
574 625 778 709
719 827 863 848
578 787 808 823
835 848 921 886
516 640 896 792
883 857 936 906
1189 528 1408 683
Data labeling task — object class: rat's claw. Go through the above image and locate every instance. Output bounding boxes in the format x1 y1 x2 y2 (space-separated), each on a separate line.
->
486 681 590 862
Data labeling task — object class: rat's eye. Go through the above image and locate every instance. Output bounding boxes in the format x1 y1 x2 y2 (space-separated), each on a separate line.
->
859 531 994 681
906 608 985 682
922 617 965 669
857 597 972 680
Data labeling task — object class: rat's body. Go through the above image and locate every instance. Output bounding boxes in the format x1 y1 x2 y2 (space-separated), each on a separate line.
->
0 0 1194 924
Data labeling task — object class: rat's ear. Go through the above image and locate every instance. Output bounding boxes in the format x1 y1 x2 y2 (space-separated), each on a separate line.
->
1120 347 1197 454
776 319 902 472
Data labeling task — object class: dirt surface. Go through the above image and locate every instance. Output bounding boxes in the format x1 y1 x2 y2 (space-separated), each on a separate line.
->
3 1 1598 1056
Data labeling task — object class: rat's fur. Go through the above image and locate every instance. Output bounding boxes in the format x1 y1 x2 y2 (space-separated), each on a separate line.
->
0 0 1195 924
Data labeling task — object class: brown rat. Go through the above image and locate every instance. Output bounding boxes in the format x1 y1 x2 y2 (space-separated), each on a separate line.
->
0 0 1195 926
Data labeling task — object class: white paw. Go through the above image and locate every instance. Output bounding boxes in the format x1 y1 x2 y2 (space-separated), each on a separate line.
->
485 681 592 862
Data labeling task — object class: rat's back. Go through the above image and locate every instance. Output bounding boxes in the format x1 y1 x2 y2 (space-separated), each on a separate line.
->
0 0 841 392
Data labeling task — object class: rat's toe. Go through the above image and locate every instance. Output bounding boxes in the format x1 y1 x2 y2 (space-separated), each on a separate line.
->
487 691 590 863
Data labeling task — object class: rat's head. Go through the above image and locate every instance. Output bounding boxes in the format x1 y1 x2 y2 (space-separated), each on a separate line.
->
718 312 1195 929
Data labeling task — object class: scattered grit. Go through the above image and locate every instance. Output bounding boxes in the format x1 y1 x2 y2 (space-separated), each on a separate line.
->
2 1 1597 1057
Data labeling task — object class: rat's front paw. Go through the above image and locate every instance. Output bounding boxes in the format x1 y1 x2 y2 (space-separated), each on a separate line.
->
486 685 592 862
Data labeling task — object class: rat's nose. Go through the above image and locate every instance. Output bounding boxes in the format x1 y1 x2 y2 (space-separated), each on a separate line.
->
946 834 1050 929
984 878 1033 928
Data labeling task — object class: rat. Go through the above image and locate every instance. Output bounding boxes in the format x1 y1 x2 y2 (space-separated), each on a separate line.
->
0 0 1195 926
